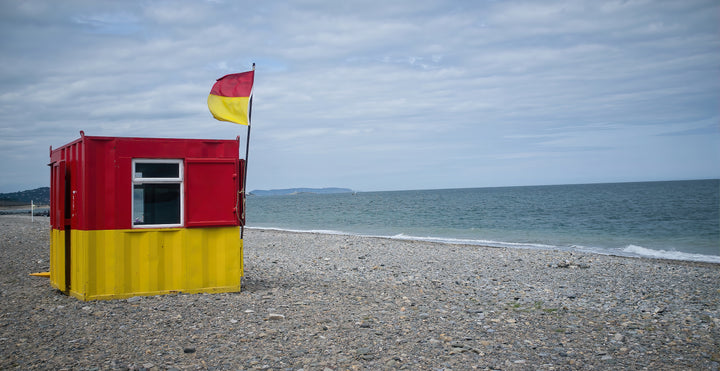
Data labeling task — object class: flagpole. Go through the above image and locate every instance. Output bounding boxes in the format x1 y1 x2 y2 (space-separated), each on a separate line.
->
241 63 255 239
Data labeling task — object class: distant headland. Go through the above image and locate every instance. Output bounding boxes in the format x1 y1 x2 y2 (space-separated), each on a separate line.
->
0 187 50 205
249 187 353 196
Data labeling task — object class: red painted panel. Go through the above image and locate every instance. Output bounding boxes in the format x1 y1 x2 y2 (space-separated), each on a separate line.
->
238 158 245 226
82 137 120 230
49 161 66 230
185 158 240 227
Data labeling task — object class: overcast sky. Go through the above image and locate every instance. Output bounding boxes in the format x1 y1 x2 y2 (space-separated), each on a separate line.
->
1 0 718 193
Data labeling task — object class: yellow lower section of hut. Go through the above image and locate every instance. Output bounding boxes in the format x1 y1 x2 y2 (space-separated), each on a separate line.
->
49 227 243 301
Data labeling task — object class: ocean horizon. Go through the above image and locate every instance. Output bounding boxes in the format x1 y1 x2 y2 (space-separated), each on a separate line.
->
246 179 720 263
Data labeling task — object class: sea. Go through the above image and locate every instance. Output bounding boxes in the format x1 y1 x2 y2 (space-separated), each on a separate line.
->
246 179 720 263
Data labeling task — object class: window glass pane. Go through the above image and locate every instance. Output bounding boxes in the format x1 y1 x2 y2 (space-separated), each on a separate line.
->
135 163 179 178
133 187 144 224
133 183 181 225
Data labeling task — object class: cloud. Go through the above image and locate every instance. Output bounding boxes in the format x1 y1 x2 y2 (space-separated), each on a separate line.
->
0 0 718 192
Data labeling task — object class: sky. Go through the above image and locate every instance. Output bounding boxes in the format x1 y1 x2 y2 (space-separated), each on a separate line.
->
1 0 718 193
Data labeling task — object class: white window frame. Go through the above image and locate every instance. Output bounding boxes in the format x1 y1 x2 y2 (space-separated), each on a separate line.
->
131 159 184 228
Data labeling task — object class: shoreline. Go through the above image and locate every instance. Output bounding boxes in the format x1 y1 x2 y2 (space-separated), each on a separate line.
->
246 226 720 265
2 215 719 369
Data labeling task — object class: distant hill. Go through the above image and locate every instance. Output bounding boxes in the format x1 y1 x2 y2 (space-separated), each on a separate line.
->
0 186 354 203
0 187 50 205
249 187 353 196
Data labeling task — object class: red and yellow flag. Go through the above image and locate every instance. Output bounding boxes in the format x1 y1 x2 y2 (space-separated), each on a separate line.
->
208 70 255 125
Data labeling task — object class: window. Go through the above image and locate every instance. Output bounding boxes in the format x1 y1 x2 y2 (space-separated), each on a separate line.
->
132 159 183 227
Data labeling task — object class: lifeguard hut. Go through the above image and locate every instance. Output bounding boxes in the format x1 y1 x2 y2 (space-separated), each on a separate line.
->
48 131 245 301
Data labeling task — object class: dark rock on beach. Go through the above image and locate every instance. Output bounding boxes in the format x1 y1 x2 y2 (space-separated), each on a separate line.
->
1 215 718 370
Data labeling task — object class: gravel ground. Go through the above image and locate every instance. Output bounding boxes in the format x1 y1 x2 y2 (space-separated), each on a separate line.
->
1 214 719 370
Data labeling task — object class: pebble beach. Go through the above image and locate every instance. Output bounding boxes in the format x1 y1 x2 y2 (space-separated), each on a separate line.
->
1 214 718 370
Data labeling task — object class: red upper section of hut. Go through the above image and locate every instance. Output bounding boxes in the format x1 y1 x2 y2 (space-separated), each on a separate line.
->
49 132 244 231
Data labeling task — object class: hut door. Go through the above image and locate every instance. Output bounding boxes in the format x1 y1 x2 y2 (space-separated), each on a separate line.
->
51 160 71 293
62 164 71 294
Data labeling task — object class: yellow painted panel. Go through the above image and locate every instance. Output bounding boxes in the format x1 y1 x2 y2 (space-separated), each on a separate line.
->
54 227 242 301
49 229 66 291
